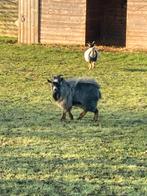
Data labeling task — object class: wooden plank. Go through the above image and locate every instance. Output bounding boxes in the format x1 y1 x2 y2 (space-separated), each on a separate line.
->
40 0 86 45
0 0 18 37
31 0 35 43
30 0 33 42
18 0 39 44
24 0 28 43
41 39 84 45
126 0 147 48
34 0 39 43
27 0 31 44
19 0 24 43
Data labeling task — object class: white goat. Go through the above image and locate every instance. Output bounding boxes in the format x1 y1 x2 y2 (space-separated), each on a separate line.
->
84 41 99 69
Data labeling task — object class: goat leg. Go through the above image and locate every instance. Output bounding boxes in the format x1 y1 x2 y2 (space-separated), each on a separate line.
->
93 109 99 121
68 110 74 120
88 63 92 70
77 110 87 120
61 111 66 121
92 62 95 69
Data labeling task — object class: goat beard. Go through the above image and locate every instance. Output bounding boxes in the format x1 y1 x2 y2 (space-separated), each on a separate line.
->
53 91 60 101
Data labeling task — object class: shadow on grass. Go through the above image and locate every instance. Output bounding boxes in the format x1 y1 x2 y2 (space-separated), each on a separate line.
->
0 156 146 195
123 68 147 72
1 104 146 195
0 36 17 44
0 178 140 195
0 103 146 134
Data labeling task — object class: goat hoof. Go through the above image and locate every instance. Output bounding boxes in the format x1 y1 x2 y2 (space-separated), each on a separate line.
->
60 118 66 121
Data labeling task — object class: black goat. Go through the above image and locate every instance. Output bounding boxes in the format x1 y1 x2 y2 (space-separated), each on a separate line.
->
48 75 101 121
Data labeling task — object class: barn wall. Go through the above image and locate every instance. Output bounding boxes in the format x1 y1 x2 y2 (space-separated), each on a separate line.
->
0 0 18 37
126 0 147 48
86 0 127 46
40 0 86 44
18 0 39 44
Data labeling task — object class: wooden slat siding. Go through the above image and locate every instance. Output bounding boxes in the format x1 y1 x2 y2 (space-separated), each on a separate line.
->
0 0 18 37
27 0 31 44
126 0 147 48
18 0 21 42
24 0 28 43
18 0 39 44
86 0 127 46
20 0 24 43
40 0 86 45
30 0 34 43
34 0 39 43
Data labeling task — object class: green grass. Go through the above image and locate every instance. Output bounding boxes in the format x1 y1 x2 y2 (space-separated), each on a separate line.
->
0 37 147 195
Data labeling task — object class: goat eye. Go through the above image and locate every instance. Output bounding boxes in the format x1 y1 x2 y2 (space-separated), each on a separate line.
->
53 82 60 88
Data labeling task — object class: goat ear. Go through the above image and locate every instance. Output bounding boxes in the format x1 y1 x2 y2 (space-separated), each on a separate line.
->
58 75 64 81
92 41 95 45
58 74 63 78
47 79 52 83
87 42 90 47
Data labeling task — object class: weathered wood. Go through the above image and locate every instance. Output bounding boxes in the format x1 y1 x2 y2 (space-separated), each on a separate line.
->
0 0 18 37
126 0 147 48
2 0 147 48
39 0 86 45
18 0 39 44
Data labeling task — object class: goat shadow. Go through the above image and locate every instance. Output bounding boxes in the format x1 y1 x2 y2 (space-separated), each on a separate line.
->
123 68 147 72
1 103 146 141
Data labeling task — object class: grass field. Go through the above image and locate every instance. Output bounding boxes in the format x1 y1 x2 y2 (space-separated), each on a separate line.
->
0 37 147 195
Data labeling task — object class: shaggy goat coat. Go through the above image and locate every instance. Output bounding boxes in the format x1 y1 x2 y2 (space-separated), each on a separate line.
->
48 76 101 121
